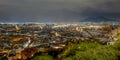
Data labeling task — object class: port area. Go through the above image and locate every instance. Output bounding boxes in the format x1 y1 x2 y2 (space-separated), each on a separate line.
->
0 23 120 60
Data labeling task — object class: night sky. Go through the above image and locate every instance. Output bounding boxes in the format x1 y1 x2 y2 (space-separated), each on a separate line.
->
0 0 120 22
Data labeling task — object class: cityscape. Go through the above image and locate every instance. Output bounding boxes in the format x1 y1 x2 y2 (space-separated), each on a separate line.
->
0 0 120 60
0 22 120 60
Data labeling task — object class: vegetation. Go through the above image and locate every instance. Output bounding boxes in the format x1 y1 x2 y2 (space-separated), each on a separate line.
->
31 35 120 60
31 53 53 60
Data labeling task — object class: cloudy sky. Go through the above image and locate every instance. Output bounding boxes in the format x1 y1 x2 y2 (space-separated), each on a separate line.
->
0 0 120 22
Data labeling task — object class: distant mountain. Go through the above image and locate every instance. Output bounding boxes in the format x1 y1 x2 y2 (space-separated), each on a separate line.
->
0 16 119 23
80 16 119 22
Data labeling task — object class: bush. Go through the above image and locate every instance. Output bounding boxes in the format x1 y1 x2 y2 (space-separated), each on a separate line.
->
31 53 53 60
75 42 101 51
73 46 118 60
62 42 119 60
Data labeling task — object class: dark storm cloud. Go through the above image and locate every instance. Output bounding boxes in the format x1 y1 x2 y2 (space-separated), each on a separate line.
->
0 0 120 22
